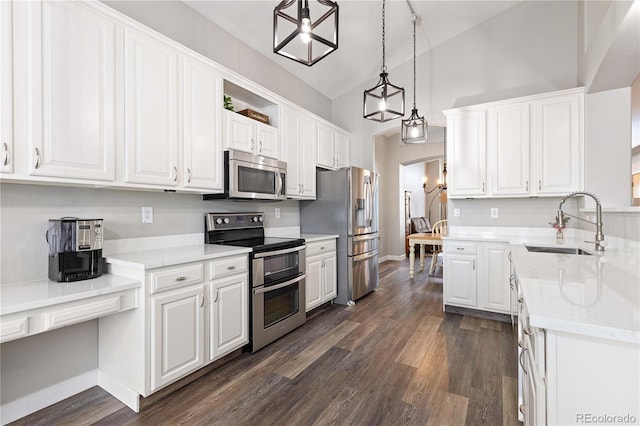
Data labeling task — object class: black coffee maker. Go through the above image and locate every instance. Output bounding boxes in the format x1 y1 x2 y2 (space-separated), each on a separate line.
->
46 218 104 282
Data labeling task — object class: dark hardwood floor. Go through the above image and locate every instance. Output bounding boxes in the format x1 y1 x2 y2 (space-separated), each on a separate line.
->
10 258 519 426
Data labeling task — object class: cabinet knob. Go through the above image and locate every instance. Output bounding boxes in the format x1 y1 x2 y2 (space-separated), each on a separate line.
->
176 276 187 281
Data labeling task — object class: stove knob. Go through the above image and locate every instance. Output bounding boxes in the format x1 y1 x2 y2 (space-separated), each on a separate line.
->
252 216 259 223
215 218 223 225
258 216 264 222
224 218 230 224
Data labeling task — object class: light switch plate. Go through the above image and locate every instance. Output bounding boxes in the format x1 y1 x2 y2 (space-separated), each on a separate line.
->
275 207 281 219
142 206 154 224
453 208 460 217
491 208 499 219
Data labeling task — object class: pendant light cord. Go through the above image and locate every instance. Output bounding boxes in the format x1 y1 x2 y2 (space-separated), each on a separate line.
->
381 0 387 72
412 14 416 109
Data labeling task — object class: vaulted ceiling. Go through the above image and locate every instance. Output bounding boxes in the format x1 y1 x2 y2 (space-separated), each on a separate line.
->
183 1 522 100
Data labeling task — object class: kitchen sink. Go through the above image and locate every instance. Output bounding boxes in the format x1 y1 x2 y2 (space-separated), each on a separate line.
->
525 245 593 255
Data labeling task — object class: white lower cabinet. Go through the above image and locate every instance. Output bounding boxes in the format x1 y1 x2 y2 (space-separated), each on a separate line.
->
443 240 510 314
100 253 249 409
208 272 249 361
305 238 337 312
150 284 205 391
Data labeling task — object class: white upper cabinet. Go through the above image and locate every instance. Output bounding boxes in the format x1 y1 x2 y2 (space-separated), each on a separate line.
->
489 103 530 196
532 92 582 195
282 105 316 199
182 54 223 192
446 88 583 198
123 28 179 186
317 123 349 170
1 0 12 174
446 110 487 197
16 0 116 181
224 110 280 159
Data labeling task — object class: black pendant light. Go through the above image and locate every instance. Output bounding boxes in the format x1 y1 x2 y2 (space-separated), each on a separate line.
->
401 14 428 144
273 0 339 66
363 0 405 122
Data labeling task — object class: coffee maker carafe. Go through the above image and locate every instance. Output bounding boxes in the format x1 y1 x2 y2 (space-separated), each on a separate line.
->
46 218 104 282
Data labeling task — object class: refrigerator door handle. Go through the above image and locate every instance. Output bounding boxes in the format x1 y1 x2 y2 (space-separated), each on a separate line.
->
353 234 379 242
353 250 379 262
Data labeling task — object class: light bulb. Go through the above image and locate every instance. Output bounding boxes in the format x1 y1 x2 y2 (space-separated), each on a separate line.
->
300 32 311 44
379 98 386 111
410 124 419 138
301 17 311 34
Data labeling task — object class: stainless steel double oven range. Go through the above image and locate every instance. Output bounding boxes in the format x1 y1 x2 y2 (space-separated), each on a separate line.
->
205 213 306 352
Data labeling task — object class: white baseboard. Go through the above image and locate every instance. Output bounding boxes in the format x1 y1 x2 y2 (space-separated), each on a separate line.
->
97 370 140 412
0 370 97 425
379 254 406 263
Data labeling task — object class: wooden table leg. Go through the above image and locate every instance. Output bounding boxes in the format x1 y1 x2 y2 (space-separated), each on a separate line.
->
409 241 415 279
419 243 425 271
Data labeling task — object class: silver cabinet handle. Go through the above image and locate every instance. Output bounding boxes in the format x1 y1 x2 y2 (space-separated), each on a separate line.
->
525 181 529 192
200 291 205 308
250 138 255 151
518 297 523 303
524 326 533 336
472 260 475 270
538 180 542 190
214 288 219 303
301 184 304 193
259 140 263 153
176 276 186 282
34 147 41 169
519 347 529 375
227 265 236 270
482 181 485 192
187 168 192 183
2 143 8 166
173 166 178 182
456 247 465 251
320 246 324 250
519 404 526 415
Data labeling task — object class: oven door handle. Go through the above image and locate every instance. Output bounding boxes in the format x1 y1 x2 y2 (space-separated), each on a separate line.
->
253 245 305 259
353 250 379 262
254 274 306 294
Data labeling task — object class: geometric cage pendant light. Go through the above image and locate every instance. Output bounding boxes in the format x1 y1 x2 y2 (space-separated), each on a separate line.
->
273 0 339 66
363 0 405 122
401 13 428 143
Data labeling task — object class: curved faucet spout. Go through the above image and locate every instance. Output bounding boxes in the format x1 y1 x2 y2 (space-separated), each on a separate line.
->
557 191 605 251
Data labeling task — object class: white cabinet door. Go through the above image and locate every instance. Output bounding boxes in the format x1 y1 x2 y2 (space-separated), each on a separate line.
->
533 93 582 195
299 113 317 197
124 28 179 186
317 122 335 169
305 256 323 312
480 243 511 313
282 106 301 196
322 253 337 301
224 110 254 153
150 285 205 391
443 254 477 307
447 110 487 197
209 274 248 360
256 122 279 159
1 0 12 174
20 1 116 180
335 131 350 169
182 55 223 191
489 103 530 196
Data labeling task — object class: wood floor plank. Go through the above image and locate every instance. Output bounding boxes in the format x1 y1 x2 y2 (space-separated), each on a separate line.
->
274 320 360 379
10 259 518 426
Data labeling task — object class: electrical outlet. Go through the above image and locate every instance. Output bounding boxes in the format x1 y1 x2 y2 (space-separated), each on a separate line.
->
141 206 154 224
491 208 499 219
453 208 460 217
275 207 281 219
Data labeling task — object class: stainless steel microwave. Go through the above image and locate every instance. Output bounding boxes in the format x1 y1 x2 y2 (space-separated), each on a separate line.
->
204 150 287 201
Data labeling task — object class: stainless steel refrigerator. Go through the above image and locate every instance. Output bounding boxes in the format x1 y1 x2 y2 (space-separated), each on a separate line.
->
300 167 379 305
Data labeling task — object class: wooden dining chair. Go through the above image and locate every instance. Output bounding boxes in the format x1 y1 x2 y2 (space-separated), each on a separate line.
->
429 219 447 275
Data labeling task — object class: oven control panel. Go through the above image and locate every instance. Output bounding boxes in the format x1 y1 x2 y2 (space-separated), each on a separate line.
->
206 212 264 231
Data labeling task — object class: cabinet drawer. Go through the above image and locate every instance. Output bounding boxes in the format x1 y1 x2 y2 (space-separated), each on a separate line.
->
210 255 247 279
150 263 205 294
306 239 336 257
445 241 477 254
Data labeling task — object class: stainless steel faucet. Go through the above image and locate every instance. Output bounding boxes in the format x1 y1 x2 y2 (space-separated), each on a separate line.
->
557 191 606 251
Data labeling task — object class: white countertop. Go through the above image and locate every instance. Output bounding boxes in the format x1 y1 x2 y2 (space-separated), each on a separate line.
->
105 244 252 269
1 275 141 315
301 233 339 242
511 243 639 344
